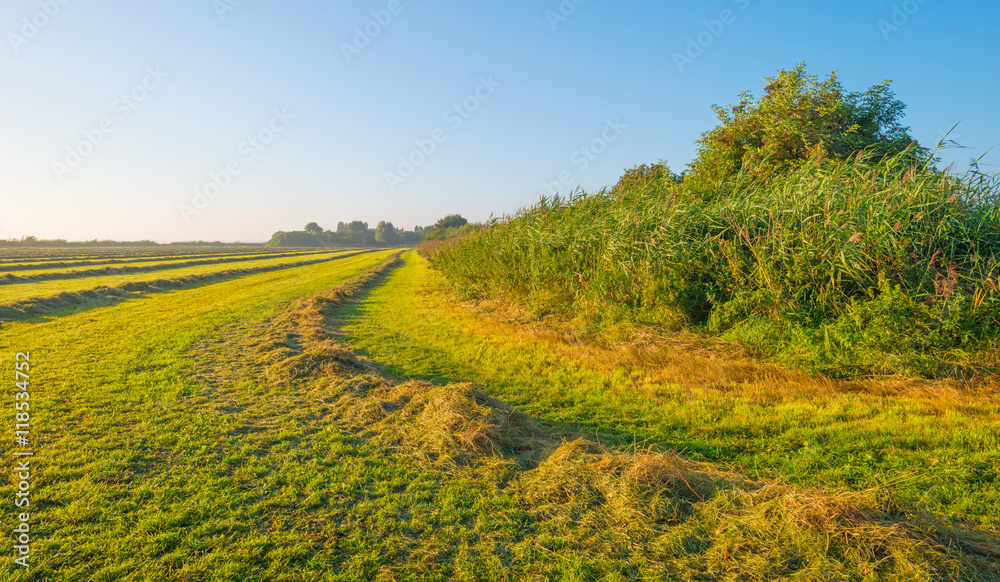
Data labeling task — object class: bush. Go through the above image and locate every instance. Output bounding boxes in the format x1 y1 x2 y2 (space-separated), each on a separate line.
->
421 215 474 243
686 63 929 192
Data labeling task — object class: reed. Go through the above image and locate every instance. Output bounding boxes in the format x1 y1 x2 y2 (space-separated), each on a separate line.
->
432 147 1000 377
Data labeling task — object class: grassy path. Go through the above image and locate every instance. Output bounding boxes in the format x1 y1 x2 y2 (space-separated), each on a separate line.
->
341 252 1000 527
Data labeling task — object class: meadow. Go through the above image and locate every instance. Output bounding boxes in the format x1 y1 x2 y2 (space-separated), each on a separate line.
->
0 246 280 264
1 241 998 580
0 250 322 279
1 249 398 579
0 249 368 324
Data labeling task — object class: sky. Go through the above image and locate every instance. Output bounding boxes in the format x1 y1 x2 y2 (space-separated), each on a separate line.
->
1 0 997 243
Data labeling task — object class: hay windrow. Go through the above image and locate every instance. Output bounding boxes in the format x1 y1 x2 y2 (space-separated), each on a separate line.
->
0 250 375 325
0 249 321 284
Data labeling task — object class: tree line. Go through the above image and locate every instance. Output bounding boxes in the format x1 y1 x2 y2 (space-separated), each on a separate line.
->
266 215 469 248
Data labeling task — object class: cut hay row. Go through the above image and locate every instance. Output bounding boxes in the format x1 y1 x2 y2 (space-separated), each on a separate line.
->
236 252 1000 580
0 248 311 273
0 245 274 264
0 249 380 324
0 250 368 306
0 249 332 284
352 253 1000 534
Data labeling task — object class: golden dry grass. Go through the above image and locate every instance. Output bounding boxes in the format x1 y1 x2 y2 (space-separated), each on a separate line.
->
462 296 1000 409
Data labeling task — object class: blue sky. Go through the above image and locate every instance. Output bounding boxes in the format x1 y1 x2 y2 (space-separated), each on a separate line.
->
1 0 997 242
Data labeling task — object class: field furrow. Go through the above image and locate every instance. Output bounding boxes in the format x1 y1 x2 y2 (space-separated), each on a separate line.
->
0 246 273 264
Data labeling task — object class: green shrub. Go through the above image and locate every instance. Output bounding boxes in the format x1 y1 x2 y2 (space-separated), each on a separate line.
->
686 63 929 192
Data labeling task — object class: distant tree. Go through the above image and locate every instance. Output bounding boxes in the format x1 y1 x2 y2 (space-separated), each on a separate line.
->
339 221 370 245
686 63 927 188
268 231 321 247
304 222 323 235
375 221 398 245
434 215 468 230
336 221 346 234
399 230 422 244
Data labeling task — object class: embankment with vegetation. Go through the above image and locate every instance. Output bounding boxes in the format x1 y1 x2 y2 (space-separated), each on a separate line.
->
428 65 1000 378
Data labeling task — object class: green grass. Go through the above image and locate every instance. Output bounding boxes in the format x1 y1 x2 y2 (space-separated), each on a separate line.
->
342 252 1000 527
0 251 402 580
0 250 364 305
0 249 324 278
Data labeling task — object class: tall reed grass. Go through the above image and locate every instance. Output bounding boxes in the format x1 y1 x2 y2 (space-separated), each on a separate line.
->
431 148 1000 377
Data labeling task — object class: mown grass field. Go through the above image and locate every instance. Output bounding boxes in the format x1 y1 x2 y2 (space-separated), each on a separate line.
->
0 250 363 308
1 249 398 579
0 247 268 264
0 246 281 265
1 246 998 581
0 250 323 279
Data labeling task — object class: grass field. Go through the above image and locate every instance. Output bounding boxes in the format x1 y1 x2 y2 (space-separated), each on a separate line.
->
0 250 366 309
0 250 397 579
0 248 271 266
0 250 324 279
1 246 998 580
0 246 280 264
